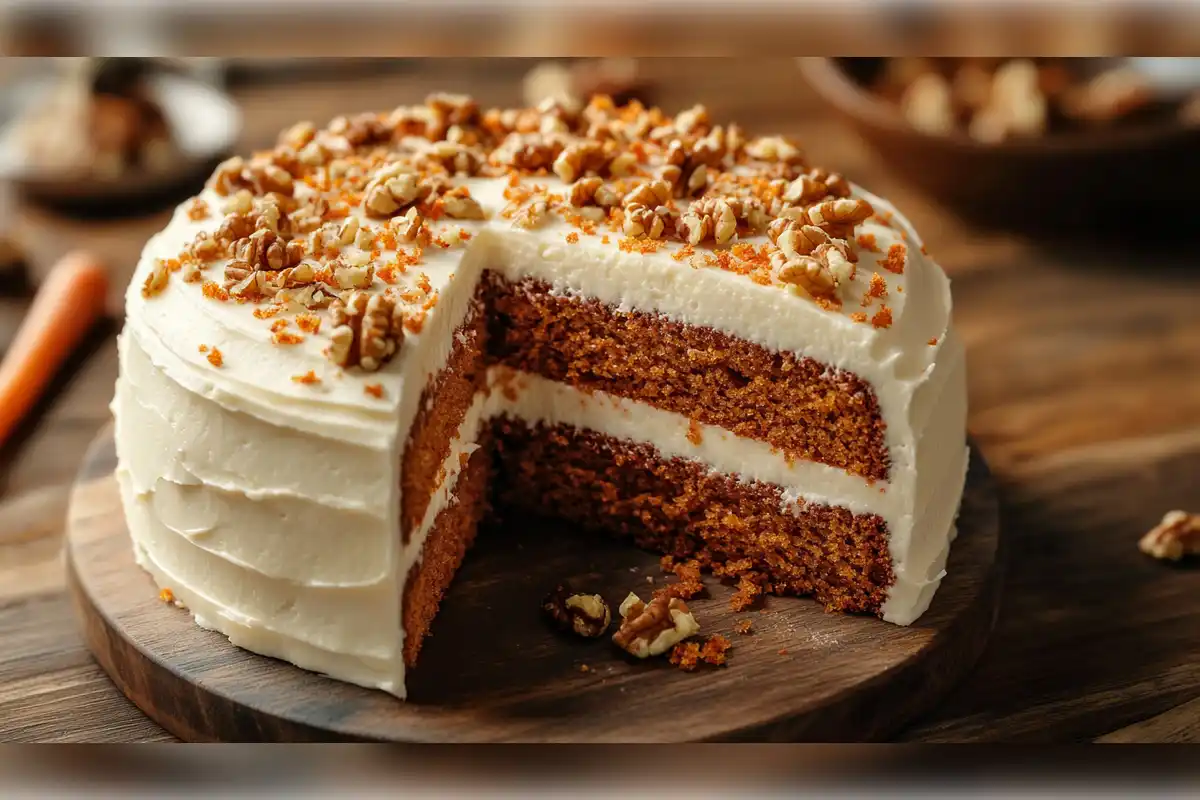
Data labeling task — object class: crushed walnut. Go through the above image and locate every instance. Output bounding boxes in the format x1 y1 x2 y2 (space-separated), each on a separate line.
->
1139 511 1200 562
542 585 612 639
327 291 406 372
612 591 700 659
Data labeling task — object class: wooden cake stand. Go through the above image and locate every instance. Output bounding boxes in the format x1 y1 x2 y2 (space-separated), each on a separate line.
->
66 426 1004 742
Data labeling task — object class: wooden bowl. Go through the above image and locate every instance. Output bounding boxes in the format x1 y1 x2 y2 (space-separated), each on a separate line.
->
798 57 1200 236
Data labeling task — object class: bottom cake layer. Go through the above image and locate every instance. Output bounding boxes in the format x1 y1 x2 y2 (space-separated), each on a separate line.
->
399 416 896 666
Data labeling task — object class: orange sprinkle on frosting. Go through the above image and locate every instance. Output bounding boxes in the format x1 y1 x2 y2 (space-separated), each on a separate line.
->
296 313 321 334
201 281 229 302
882 243 906 274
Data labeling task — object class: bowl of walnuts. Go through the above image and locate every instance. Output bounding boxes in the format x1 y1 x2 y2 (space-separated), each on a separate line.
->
799 57 1200 234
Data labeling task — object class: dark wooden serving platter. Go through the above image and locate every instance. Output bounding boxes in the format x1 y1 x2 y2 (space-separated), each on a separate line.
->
66 426 1004 742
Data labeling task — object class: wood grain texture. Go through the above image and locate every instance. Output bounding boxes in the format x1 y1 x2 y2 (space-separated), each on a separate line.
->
66 429 1002 743
2 58 1199 743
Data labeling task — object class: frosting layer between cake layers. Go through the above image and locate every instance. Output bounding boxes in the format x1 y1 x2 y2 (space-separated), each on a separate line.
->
115 175 967 698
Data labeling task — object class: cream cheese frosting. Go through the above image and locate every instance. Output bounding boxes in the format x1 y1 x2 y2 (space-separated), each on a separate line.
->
113 95 968 698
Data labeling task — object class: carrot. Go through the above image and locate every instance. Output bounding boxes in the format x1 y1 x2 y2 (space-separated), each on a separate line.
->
0 252 109 448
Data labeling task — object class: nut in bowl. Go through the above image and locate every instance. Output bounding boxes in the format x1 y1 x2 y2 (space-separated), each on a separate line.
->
798 57 1200 236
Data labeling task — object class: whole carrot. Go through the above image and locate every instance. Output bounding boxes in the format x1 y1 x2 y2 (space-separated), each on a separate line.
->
0 252 109 448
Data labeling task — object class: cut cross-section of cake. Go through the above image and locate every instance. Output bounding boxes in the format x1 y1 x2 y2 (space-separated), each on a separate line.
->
112 94 969 698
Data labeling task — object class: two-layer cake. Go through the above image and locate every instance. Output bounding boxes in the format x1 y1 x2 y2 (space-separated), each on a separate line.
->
113 94 968 698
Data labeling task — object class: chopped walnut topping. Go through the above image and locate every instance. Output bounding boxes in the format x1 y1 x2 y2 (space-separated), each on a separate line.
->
552 140 609 183
141 262 170 298
622 203 669 239
391 207 425 242
567 176 604 207
678 197 737 246
622 179 671 209
232 229 304 272
327 291 405 372
512 198 550 230
440 186 485 220
612 592 700 659
1139 511 1200 562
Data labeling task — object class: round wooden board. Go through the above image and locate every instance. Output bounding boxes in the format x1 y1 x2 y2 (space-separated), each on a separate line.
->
67 427 1005 742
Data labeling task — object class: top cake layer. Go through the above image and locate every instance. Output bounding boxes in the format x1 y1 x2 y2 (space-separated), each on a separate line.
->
127 93 953 470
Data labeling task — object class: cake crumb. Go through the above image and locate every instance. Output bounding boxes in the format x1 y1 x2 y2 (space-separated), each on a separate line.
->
928 337 939 346
657 556 704 600
206 347 224 368
734 619 753 635
159 587 174 604
669 635 732 671
364 383 385 399
579 664 591 673
292 370 320 385
566 231 580 244
850 312 868 323
882 243 907 274
270 318 290 333
778 648 789 656
273 331 305 345
197 344 208 353
871 305 894 329
730 574 764 611
686 419 703 445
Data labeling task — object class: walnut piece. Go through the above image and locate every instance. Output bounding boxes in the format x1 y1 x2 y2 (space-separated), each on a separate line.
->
677 196 737 246
622 203 668 239
231 229 304 272
326 291 405 372
612 592 700 658
1139 511 1200 562
542 585 612 638
440 186 485 220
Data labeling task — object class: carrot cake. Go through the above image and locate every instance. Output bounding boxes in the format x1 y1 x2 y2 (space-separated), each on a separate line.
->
112 94 969 698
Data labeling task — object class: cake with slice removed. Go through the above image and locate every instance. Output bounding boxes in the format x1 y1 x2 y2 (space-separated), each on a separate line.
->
112 93 968 698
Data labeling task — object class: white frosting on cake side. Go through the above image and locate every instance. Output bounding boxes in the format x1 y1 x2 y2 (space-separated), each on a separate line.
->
114 173 968 698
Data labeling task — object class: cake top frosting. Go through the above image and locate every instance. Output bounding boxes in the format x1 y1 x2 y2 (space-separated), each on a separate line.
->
135 93 928 380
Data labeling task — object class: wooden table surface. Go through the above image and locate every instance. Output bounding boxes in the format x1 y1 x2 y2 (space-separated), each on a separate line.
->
1 59 1197 743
